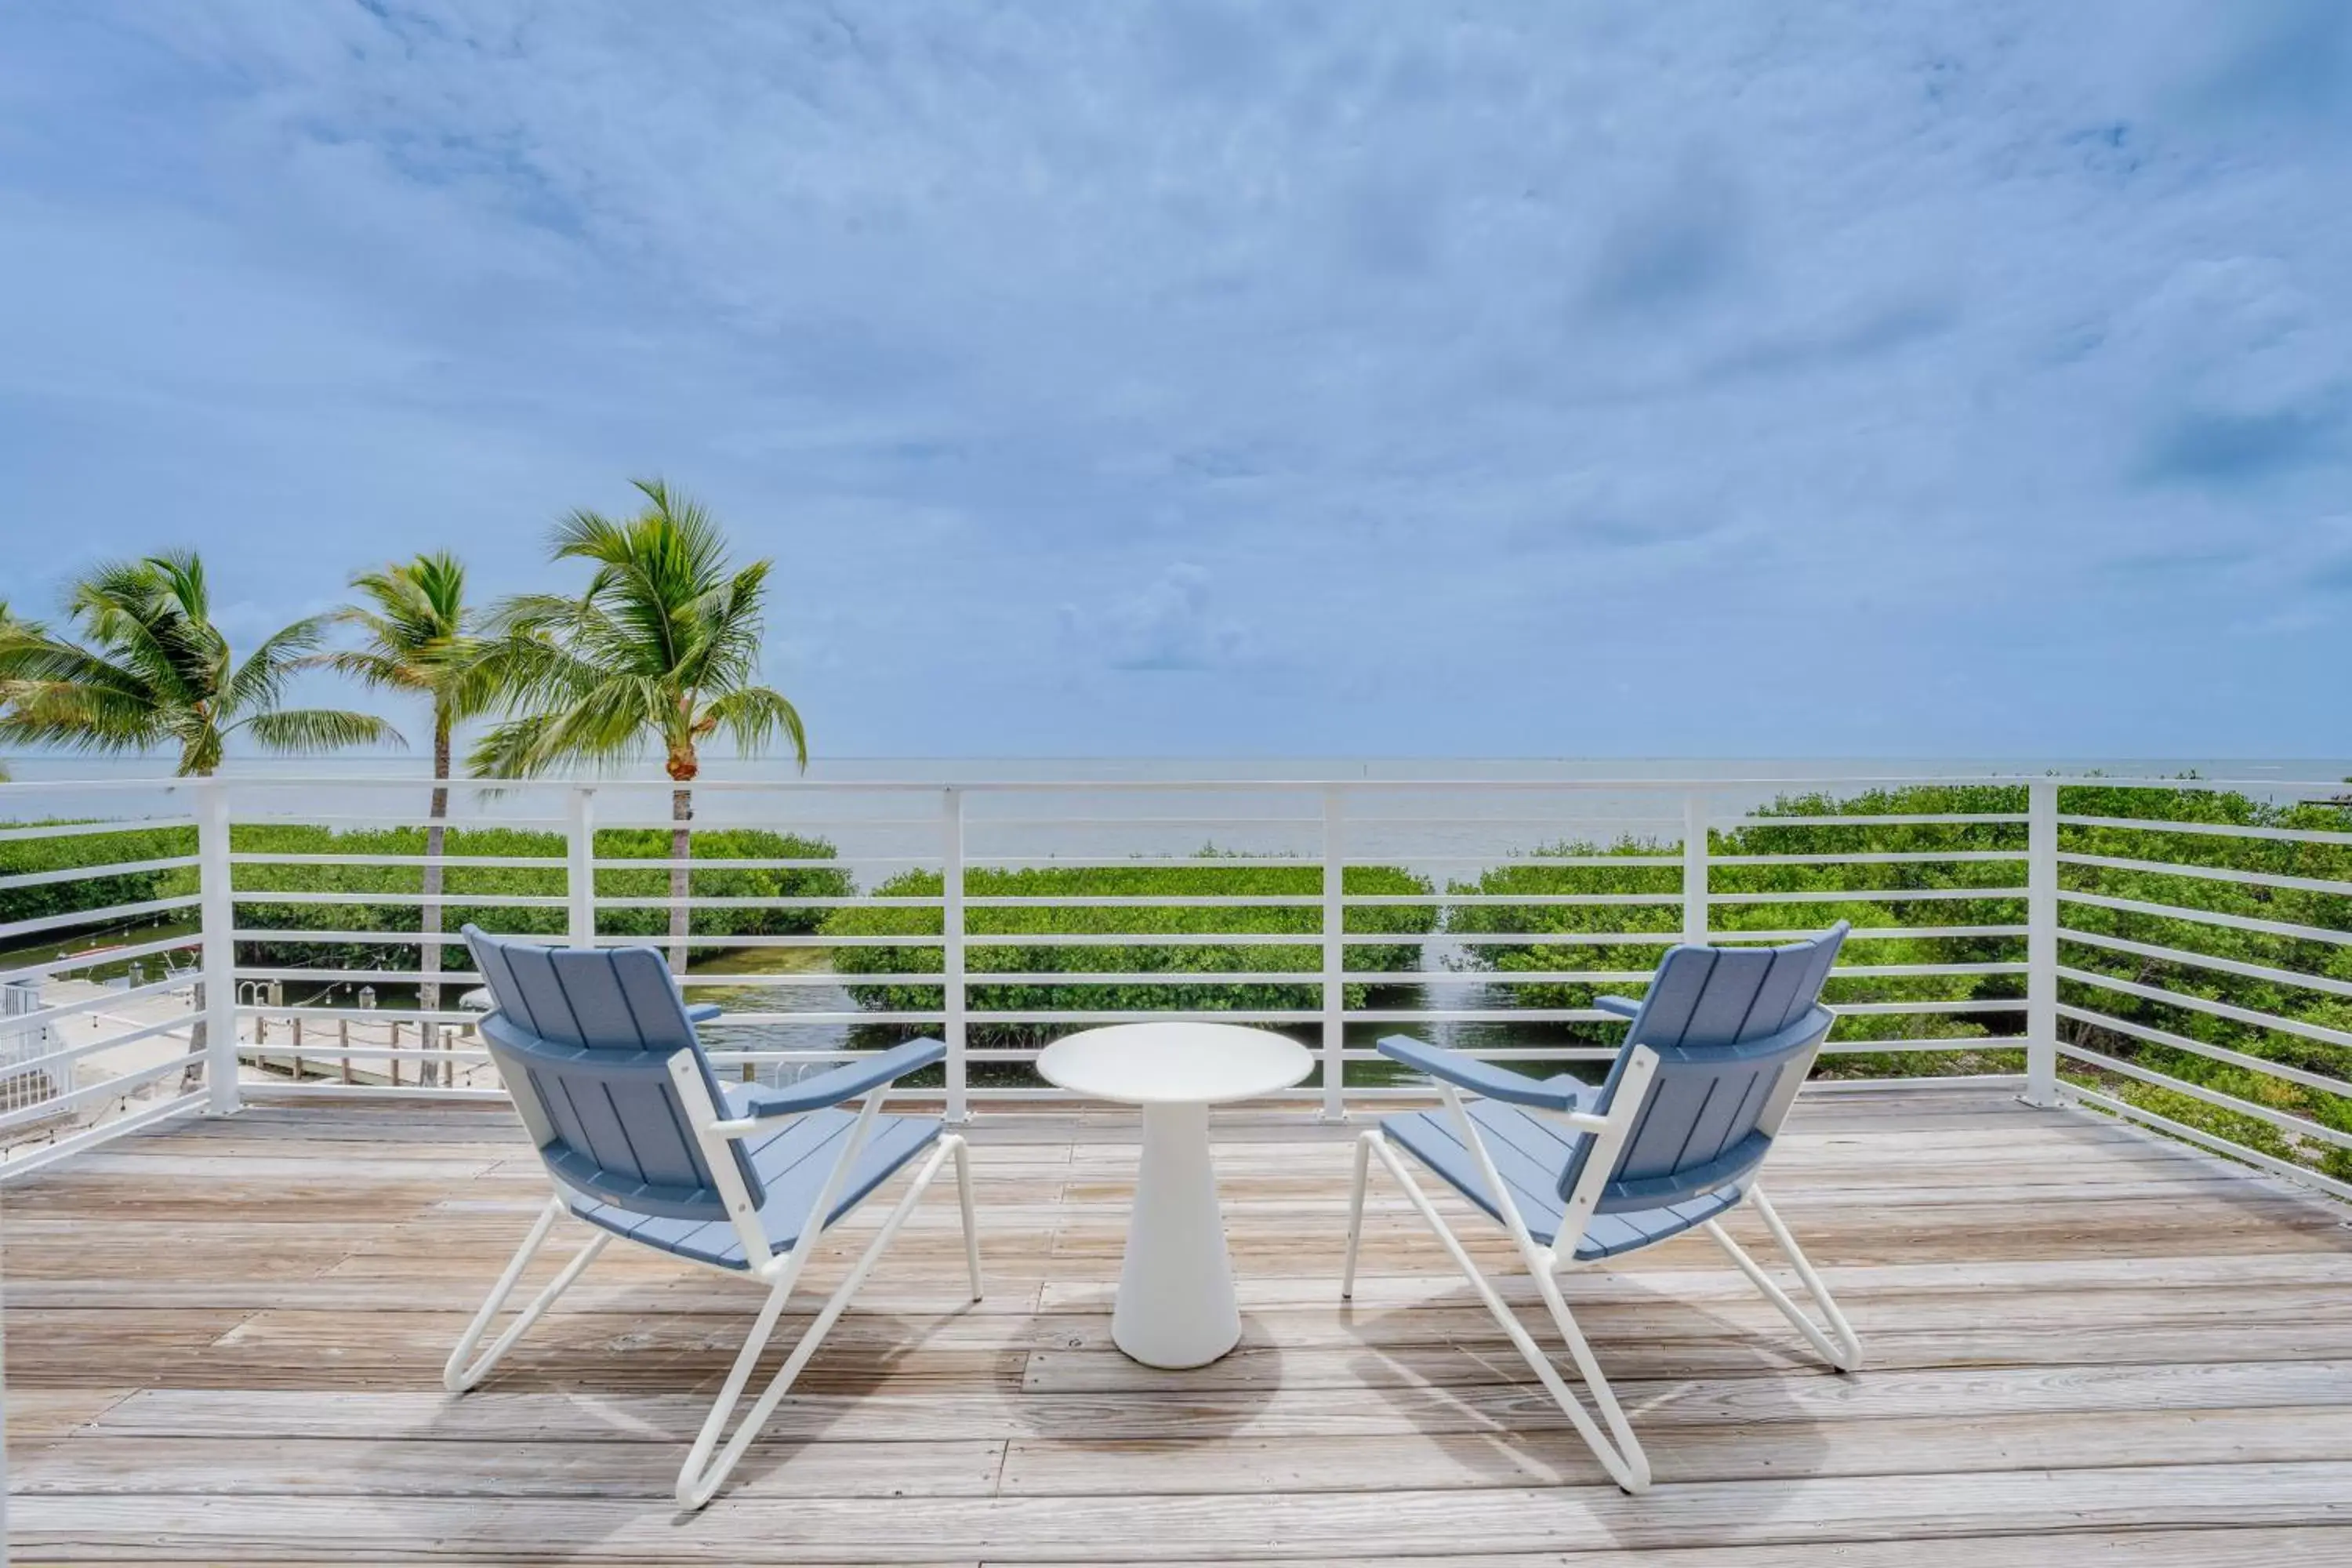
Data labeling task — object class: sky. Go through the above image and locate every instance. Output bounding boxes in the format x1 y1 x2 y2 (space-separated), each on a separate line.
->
1 1 2348 763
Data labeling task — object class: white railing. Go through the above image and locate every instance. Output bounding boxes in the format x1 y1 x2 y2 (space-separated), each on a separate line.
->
2 768 2348 1199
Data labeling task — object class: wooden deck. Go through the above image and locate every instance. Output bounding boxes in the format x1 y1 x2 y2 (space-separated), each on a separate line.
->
8 1085 2352 1564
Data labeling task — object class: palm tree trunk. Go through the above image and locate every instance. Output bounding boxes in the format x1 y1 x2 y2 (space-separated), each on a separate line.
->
669 786 692 975
419 717 450 1087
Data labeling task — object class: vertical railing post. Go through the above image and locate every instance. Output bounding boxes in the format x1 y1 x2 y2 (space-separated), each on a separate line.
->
1682 791 1710 946
565 786 597 949
198 779 240 1115
942 787 967 1125
1320 786 1346 1123
2024 778 2063 1107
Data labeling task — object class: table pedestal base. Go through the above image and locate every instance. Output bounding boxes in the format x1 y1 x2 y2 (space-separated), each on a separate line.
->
1111 1101 1240 1369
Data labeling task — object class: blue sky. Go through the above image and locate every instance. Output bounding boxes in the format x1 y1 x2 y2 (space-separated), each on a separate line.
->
1 2 2347 761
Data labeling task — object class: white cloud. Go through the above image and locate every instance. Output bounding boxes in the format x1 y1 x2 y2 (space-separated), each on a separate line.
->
0 0 2346 757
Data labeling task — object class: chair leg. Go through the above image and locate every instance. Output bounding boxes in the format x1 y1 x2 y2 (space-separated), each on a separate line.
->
1341 1129 1374 1301
674 1138 959 1511
444 1195 610 1393
1363 1133 1651 1493
1704 1183 1862 1372
949 1132 983 1301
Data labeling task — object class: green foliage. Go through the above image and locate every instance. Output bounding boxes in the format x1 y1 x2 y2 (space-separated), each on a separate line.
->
0 552 399 776
824 855 1436 1047
0 823 199 931
2053 782 2352 1182
228 825 848 971
1446 784 2030 1066
468 481 804 779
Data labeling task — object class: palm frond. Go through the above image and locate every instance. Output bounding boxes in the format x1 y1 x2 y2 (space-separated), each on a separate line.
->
222 615 330 721
237 707 405 754
698 685 808 769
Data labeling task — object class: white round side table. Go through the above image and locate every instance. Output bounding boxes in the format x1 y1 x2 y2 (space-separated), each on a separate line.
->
1036 1022 1314 1369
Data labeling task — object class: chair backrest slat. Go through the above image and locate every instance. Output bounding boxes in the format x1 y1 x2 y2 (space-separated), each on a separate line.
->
463 926 761 1221
1561 921 1847 1212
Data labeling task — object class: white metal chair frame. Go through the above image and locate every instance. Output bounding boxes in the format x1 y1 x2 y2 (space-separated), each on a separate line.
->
1340 1040 1860 1494
444 1055 982 1510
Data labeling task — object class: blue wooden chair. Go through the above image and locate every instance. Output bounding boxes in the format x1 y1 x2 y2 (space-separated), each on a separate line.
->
445 926 981 1509
1342 922 1858 1494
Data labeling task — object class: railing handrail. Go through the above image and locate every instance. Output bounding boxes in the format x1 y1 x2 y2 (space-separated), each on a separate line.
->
4 766 2350 1204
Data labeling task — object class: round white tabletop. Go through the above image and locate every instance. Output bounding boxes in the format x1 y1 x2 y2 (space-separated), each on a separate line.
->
1037 1023 1314 1370
1035 1022 1313 1106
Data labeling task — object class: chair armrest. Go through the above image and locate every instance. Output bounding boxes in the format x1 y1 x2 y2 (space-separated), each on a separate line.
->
1376 1035 1585 1112
1593 995 1642 1020
685 1002 723 1024
727 1037 947 1120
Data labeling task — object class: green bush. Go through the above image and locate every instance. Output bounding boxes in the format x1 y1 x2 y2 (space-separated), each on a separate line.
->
1445 784 2030 1072
0 822 200 936
230 824 848 971
2053 782 2352 1181
824 854 1436 1048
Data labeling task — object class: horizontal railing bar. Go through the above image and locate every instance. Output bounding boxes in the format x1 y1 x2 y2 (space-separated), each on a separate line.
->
0 933 201 986
0 855 199 891
1347 893 1682 907
1707 850 2023 866
586 857 919 870
0 1051 204 1134
2058 889 2352 947
1703 925 2027 942
0 1091 208 1184
2065 1084 2352 1203
233 967 484 985
18 771 2352 794
1831 998 2020 1015
2057 1002 2352 1099
2056 1040 2352 1148
1445 932 1681 946
964 895 1322 908
231 853 565 869
0 895 201 942
586 816 940 829
960 932 1325 947
239 1081 510 1102
2061 814 2352 848
228 891 569 909
962 856 1323 869
2060 851 2352 898
1390 855 1683 867
247 1045 494 1065
0 975 186 1029
0 816 198 843
976 816 1321 829
233 814 570 827
232 928 470 946
2057 928 2352 1000
239 1006 479 1024
1708 887 2028 905
1338 814 1685 826
592 895 937 909
6 1012 200 1074
2056 965 2352 1051
1706 813 2029 828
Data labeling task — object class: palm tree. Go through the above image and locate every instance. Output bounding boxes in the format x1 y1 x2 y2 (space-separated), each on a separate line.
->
310 553 491 1082
0 553 400 774
0 554 401 1087
470 481 806 971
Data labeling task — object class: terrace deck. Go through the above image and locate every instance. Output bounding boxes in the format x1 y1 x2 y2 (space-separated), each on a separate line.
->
7 1085 2352 1564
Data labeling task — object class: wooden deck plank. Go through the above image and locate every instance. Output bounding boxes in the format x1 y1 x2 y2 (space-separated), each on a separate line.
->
5 1090 2352 1563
